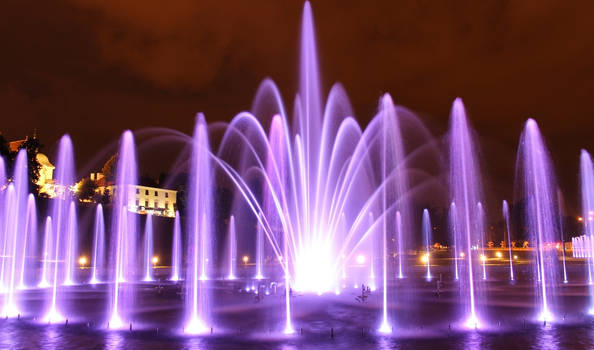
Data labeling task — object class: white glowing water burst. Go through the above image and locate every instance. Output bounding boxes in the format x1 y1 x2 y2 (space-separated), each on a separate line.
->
18 194 36 290
502 200 515 281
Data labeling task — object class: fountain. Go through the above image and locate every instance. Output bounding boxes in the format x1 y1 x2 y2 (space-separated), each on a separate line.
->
143 214 154 282
227 216 237 280
515 118 559 322
580 150 594 310
422 209 432 281
502 200 515 281
90 204 105 284
108 130 138 329
170 212 181 281
449 98 485 328
1 2 594 347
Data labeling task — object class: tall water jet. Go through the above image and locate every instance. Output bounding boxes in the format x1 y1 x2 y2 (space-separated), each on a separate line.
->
477 203 487 281
556 191 568 284
109 130 138 329
227 216 237 280
39 217 52 288
255 222 264 280
63 201 77 286
44 134 76 322
378 208 390 334
143 214 154 282
502 200 514 281
450 202 459 280
90 204 105 284
580 150 594 310
449 98 484 328
170 212 181 281
515 118 559 322
184 114 212 334
18 194 36 289
1 150 28 317
422 209 432 281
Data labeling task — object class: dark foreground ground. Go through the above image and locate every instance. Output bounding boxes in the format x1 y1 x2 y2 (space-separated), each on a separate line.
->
4 257 594 349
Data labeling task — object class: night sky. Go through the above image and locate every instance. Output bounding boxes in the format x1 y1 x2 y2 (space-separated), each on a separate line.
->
2 0 594 213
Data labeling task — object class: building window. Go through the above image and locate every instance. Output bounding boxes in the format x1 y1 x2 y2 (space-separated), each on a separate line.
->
165 192 169 198
135 200 139 206
155 201 159 208
145 201 149 207
155 191 158 196
145 189 149 195
136 188 139 194
165 202 169 209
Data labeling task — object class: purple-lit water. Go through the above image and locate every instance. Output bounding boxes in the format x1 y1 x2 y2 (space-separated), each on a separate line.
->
1 1 594 347
502 200 515 281
109 130 138 329
142 214 154 282
422 209 432 281
170 212 181 281
515 118 559 322
90 204 104 284
449 98 485 328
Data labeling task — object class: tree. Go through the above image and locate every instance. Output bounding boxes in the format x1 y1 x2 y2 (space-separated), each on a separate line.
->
102 154 118 182
78 178 98 201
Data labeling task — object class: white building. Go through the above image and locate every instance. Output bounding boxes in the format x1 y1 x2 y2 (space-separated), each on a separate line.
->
97 183 177 218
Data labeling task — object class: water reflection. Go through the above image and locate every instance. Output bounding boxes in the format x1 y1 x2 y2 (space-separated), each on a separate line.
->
534 326 559 350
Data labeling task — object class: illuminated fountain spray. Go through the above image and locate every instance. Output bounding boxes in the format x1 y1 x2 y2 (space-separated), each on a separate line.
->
184 114 212 334
1 150 28 317
18 194 36 289
170 212 181 281
450 202 459 280
63 201 77 286
108 130 138 329
516 118 559 322
449 98 484 328
255 222 264 280
477 203 487 281
227 216 237 279
580 150 594 311
39 217 52 288
422 209 432 281
90 204 105 284
44 135 77 323
143 214 154 282
368 213 376 290
556 191 568 284
502 200 514 281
